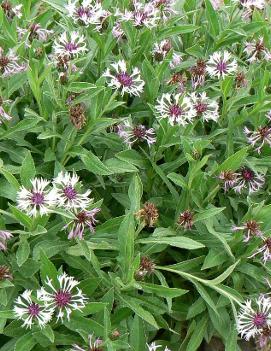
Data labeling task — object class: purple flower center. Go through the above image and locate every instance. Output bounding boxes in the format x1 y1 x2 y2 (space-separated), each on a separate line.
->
195 102 208 115
28 303 40 317
63 185 77 200
169 104 183 117
133 126 146 139
117 72 133 87
216 60 227 74
253 312 267 328
77 6 91 18
55 290 72 307
65 42 78 52
242 168 254 181
31 192 44 205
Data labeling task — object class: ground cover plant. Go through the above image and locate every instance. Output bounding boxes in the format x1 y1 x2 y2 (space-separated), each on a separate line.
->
1 0 271 350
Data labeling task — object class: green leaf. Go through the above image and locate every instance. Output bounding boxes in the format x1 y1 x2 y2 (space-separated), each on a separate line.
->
39 250 58 285
194 207 225 223
205 0 219 36
81 151 112 175
186 315 208 351
158 25 199 39
118 294 159 329
128 174 143 212
20 151 36 187
167 172 187 189
137 236 205 250
216 147 248 172
130 316 146 351
137 282 188 298
16 238 30 267
14 333 36 351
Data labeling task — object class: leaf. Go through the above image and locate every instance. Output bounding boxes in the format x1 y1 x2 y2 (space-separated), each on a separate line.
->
118 214 135 283
158 25 199 39
209 260 240 285
130 315 146 351
216 147 248 172
14 333 36 351
194 207 225 223
81 152 112 175
39 250 58 285
205 0 219 36
16 238 30 267
186 315 208 351
137 282 188 298
20 151 36 187
118 294 159 329
167 172 187 189
128 174 143 212
137 236 205 250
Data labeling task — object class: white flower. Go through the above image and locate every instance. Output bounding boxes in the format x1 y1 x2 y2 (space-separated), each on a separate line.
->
244 125 271 153
53 31 87 58
233 167 265 194
152 40 171 62
37 272 88 321
17 178 56 217
237 0 265 20
147 342 171 351
0 98 12 123
155 93 196 126
189 92 219 122
13 290 53 329
18 24 53 44
67 0 110 31
209 0 224 10
249 238 271 264
65 208 100 240
169 53 182 69
52 171 92 210
117 119 156 147
0 47 27 77
0 230 13 251
218 170 238 192
232 220 263 242
237 296 271 341
206 51 237 79
112 22 124 40
103 60 144 96
71 334 103 351
151 0 177 20
116 1 160 29
1 2 22 20
244 37 271 63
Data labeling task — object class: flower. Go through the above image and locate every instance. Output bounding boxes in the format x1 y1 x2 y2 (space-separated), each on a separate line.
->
14 290 53 329
147 343 171 351
169 53 182 69
0 230 13 251
209 0 224 10
136 256 156 279
67 0 110 31
53 172 91 210
151 0 176 20
189 92 219 122
18 24 53 44
177 210 194 230
152 40 172 62
65 208 101 240
1 1 22 20
103 60 145 96
244 126 271 153
117 119 156 147
206 51 237 79
155 93 196 126
237 296 271 341
238 0 265 20
235 71 248 88
37 273 88 321
136 202 159 227
233 167 265 194
0 265 12 280
0 96 13 123
71 334 103 351
232 220 263 242
218 170 237 192
53 31 87 59
116 1 160 29
17 178 56 217
249 238 271 264
244 37 271 63
190 59 206 89
69 103 86 129
112 22 124 40
0 47 27 77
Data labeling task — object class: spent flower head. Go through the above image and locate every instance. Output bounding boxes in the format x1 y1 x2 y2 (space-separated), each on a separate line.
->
117 119 156 147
